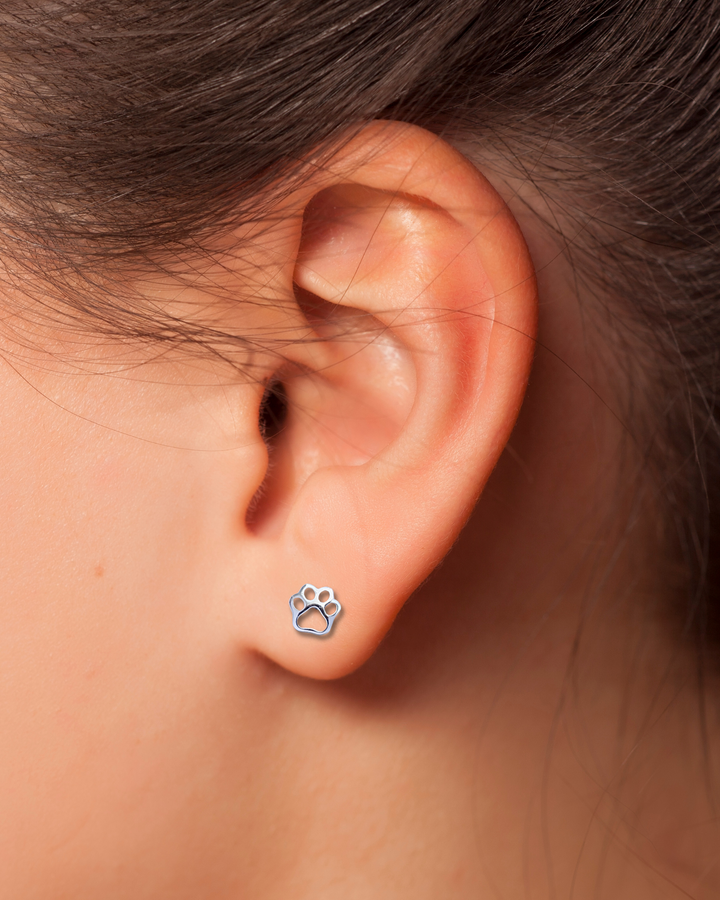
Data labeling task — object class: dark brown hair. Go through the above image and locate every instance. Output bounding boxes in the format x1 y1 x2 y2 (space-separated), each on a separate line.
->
3 0 720 643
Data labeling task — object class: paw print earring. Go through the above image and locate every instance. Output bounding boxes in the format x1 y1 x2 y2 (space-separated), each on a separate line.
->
289 584 341 636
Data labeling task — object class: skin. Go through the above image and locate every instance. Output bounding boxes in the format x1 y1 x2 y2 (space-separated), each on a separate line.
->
0 123 717 898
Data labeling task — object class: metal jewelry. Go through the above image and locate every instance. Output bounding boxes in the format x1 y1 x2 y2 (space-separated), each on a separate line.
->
289 584 341 636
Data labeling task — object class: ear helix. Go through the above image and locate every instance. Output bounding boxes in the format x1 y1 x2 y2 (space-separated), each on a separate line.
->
289 584 342 636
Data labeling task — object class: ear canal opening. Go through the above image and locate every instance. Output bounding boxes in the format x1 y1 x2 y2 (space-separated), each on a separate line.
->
245 378 289 532
258 378 288 443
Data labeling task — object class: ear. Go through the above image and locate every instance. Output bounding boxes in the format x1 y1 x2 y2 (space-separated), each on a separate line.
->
234 122 537 679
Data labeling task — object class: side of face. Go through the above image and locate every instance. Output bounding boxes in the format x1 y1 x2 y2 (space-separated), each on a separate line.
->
0 123 539 895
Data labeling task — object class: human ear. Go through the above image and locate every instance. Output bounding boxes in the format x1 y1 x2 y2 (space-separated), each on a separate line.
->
232 122 537 679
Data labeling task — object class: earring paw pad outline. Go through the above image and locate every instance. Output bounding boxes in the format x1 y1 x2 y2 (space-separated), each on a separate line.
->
289 584 341 636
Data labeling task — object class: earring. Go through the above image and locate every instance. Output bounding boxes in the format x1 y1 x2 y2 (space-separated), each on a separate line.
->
289 584 341 636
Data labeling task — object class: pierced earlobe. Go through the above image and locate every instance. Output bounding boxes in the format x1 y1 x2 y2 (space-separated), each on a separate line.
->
289 584 342 636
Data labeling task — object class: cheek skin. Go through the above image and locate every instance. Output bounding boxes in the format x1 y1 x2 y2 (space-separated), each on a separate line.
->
0 359 270 897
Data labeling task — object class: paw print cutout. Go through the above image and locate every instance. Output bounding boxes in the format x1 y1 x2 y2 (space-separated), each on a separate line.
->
289 584 341 636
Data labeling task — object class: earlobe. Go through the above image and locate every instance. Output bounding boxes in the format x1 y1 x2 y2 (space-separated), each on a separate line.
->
235 123 537 680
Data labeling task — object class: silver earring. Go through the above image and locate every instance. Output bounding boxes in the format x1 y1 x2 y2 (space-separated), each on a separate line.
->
289 584 341 636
